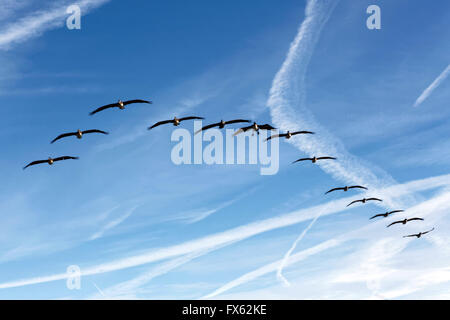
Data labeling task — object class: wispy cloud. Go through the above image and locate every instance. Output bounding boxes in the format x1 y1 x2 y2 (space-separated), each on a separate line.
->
413 64 450 107
266 0 410 210
89 206 137 241
0 0 110 50
0 173 447 290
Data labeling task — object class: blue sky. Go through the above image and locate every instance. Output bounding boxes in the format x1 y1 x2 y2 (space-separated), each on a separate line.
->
0 0 449 299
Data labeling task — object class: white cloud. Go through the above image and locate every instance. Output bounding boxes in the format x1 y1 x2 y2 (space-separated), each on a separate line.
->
414 64 450 107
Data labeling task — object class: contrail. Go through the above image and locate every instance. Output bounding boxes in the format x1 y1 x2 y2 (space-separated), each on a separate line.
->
413 64 450 107
266 0 412 209
276 203 328 286
0 174 448 290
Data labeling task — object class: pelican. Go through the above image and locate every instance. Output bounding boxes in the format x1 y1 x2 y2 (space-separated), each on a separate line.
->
292 156 336 164
346 197 382 207
387 217 424 228
148 116 204 129
23 156 79 170
369 210 404 220
51 129 108 144
195 119 251 134
265 130 314 141
233 122 276 136
89 99 151 115
325 185 368 194
403 228 434 238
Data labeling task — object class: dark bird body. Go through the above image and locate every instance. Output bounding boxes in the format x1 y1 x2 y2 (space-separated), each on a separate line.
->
370 210 404 220
195 119 250 134
90 99 151 115
346 197 382 207
325 185 367 194
51 129 108 144
233 122 276 136
23 156 79 170
403 228 434 238
292 156 336 164
265 130 314 141
148 116 204 129
387 217 424 228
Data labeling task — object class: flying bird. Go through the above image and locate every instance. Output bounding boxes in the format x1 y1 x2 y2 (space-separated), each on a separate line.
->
346 197 382 207
403 228 434 239
233 122 276 136
51 129 108 144
89 99 151 115
148 116 204 129
265 130 314 141
195 119 251 134
292 156 336 164
369 210 404 220
387 217 424 228
325 185 368 194
23 156 79 170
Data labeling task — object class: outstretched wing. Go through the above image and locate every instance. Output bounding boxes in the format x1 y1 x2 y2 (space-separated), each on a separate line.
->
369 213 384 220
224 119 251 125
388 210 404 215
422 228 435 235
346 199 361 207
89 103 118 115
317 156 337 160
291 131 314 136
195 122 220 134
179 116 204 122
50 132 77 144
387 221 402 228
292 158 312 164
403 234 418 238
148 120 173 130
82 129 109 135
407 217 424 222
325 187 344 194
23 160 47 170
53 156 79 162
348 185 368 190
233 125 253 136
265 134 284 141
367 198 383 202
258 124 276 130
123 99 152 106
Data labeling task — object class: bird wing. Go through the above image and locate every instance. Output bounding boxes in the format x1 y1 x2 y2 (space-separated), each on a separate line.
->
50 132 77 144
123 99 152 106
325 187 344 194
265 134 284 141
387 221 402 228
148 120 173 129
23 160 48 170
317 156 337 160
348 185 368 190
89 103 118 115
403 234 418 238
233 125 253 136
292 158 312 164
388 210 404 214
82 129 109 135
367 198 383 202
258 124 276 130
369 214 384 220
53 156 79 162
194 122 220 134
224 119 251 125
407 217 424 222
291 131 314 135
346 199 361 207
422 228 435 235
179 116 204 122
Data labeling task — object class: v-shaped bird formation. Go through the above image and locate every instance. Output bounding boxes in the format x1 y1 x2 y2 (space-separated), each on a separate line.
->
23 97 435 240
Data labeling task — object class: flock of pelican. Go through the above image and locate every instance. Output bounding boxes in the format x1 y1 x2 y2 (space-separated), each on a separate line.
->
23 98 434 239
